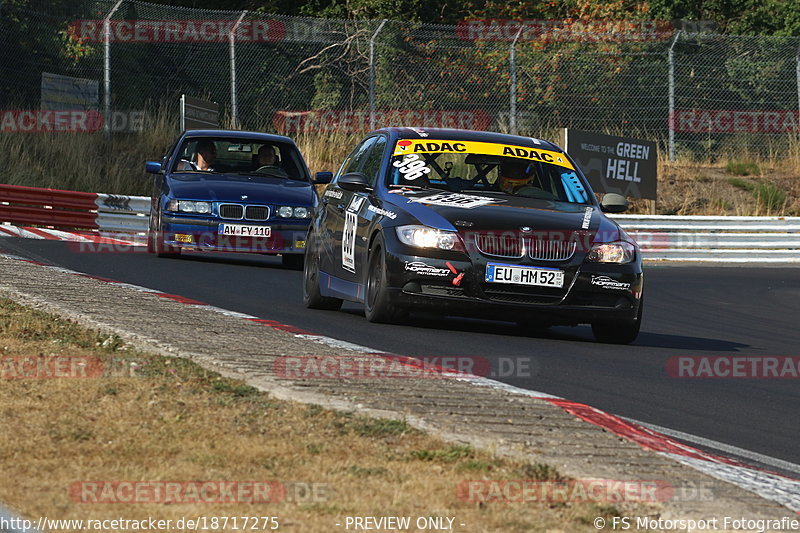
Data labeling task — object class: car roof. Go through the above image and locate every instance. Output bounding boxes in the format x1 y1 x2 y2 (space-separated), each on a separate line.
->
183 129 297 145
373 127 564 152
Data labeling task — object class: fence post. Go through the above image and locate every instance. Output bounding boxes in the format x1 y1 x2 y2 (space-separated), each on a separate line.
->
796 45 800 139
667 30 681 162
103 0 124 136
229 11 247 130
369 19 388 131
509 25 524 135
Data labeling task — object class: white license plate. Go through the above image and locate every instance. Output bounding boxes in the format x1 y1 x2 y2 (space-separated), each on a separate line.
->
218 224 271 237
485 263 564 288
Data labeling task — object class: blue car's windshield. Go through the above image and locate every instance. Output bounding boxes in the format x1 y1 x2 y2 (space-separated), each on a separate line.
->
172 138 309 181
387 139 591 204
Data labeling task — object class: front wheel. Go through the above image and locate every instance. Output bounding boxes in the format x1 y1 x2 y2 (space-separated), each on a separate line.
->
150 205 180 258
591 297 643 344
302 232 342 311
364 235 403 323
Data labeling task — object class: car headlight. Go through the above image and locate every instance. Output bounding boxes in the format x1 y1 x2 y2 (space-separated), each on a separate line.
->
293 207 310 219
167 200 211 214
586 241 636 263
396 225 463 251
277 206 312 218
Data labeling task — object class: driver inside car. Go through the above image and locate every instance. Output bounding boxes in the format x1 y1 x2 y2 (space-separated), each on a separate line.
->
194 140 217 171
256 145 278 170
497 160 554 199
255 145 288 177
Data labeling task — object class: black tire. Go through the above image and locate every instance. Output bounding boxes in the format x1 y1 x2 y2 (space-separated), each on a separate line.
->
302 232 342 310
150 204 180 258
364 234 403 323
591 296 643 344
282 253 304 270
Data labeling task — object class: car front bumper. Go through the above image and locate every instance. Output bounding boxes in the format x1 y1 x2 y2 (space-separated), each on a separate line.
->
380 231 643 325
161 215 309 254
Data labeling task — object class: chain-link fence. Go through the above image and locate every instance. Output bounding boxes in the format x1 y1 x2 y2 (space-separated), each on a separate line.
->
2 0 800 160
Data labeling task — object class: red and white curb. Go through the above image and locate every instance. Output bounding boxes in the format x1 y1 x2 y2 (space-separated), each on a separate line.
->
0 251 798 513
0 224 143 245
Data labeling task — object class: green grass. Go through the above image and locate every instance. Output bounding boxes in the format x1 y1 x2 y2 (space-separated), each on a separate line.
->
411 444 474 462
725 159 761 176
728 177 786 213
728 177 755 191
753 182 787 213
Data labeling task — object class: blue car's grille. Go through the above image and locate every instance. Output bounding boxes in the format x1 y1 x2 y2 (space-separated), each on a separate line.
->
219 204 244 219
245 205 269 221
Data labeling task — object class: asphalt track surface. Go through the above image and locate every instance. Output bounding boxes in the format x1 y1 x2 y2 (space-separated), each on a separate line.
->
2 238 799 470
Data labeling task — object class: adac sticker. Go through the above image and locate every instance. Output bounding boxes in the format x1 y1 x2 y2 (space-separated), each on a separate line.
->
392 139 574 170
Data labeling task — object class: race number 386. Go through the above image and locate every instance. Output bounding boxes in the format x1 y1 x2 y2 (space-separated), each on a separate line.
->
393 154 431 181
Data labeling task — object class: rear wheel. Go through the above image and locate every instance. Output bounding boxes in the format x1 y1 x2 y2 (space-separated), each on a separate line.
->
591 296 643 344
302 232 342 310
282 253 304 270
364 235 403 323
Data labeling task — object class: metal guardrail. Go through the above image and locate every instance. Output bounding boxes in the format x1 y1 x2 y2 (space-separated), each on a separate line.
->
1 185 799 261
0 184 149 235
612 214 800 262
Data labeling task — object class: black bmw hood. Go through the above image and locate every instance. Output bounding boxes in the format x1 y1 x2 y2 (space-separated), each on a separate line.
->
389 190 600 233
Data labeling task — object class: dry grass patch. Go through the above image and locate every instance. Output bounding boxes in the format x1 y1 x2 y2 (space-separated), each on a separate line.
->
653 156 799 216
0 299 660 532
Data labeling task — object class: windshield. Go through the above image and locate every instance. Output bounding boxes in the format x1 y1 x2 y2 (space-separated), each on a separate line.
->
172 137 309 181
388 139 591 204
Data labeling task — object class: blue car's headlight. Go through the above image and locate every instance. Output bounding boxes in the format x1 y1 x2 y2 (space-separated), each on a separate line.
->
585 241 636 264
277 206 312 219
167 200 211 214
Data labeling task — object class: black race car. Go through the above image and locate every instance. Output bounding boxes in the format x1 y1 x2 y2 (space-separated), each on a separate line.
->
303 128 643 343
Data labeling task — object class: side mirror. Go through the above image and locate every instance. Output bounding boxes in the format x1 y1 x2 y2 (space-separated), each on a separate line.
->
338 172 371 192
313 171 333 185
145 161 162 174
600 193 628 213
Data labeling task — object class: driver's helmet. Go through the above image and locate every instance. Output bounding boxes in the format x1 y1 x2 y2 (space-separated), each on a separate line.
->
498 161 531 193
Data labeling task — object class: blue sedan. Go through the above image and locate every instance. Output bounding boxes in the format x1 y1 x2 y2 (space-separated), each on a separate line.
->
145 130 331 268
